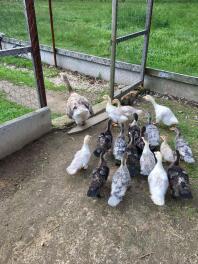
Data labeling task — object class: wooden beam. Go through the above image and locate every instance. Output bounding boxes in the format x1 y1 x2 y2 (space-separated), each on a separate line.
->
24 0 47 108
114 80 142 99
0 46 31 57
116 30 147 44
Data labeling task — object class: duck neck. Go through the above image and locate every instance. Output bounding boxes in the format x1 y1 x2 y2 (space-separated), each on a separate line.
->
174 150 180 166
143 141 150 152
147 113 152 124
106 96 112 107
99 152 106 167
83 137 90 148
149 97 157 107
156 156 163 169
119 124 124 137
175 128 180 138
121 153 127 167
115 99 121 108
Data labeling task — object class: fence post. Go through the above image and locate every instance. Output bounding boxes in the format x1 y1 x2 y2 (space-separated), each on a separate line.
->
140 0 154 82
48 0 57 67
23 0 47 108
109 0 118 100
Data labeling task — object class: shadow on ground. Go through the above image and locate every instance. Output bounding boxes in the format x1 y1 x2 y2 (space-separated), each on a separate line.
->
0 119 198 264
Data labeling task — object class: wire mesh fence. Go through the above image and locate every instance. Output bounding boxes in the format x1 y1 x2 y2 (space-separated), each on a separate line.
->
1 0 198 124
0 0 40 124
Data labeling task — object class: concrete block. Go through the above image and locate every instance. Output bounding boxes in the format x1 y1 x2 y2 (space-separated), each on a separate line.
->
0 107 52 160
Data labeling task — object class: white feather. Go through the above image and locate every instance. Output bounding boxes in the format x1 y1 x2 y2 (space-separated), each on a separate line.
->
144 95 178 126
66 136 91 175
148 152 169 206
160 140 175 163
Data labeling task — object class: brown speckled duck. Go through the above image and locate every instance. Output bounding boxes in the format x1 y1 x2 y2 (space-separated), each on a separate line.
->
61 74 94 125
167 150 193 199
87 152 109 198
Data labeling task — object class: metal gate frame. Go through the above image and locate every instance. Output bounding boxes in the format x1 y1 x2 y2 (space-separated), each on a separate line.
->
110 0 154 99
0 0 47 108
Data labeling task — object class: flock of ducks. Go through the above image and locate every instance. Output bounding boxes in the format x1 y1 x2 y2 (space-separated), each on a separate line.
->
64 74 195 207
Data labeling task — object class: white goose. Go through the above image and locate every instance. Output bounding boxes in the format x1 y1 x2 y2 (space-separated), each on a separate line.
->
148 152 169 206
143 95 178 126
160 135 175 163
66 135 92 175
112 98 144 117
103 95 128 124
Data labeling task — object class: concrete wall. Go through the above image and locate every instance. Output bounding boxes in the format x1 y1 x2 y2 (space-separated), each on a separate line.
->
0 107 52 160
2 37 198 102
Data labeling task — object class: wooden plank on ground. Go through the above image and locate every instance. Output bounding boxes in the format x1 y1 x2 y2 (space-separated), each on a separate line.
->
67 112 108 135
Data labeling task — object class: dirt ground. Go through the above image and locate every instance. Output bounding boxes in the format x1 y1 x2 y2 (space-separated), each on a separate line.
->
0 119 198 264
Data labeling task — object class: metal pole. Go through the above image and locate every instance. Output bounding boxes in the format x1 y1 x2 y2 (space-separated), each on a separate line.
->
48 0 57 67
109 0 118 100
140 0 154 82
23 0 47 108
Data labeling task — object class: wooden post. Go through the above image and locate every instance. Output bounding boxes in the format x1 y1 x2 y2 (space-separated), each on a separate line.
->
140 0 154 82
48 0 57 67
23 0 47 108
109 0 118 100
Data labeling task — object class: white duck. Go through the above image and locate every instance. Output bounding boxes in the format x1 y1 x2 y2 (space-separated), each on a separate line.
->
112 98 144 118
160 135 175 163
103 95 128 124
140 137 156 176
66 135 92 175
143 95 178 126
148 152 169 206
62 74 94 126
108 153 131 207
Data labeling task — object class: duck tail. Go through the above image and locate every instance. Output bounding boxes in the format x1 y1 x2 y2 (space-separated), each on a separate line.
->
184 156 195 164
108 195 121 207
151 194 165 206
87 187 100 198
179 188 193 199
93 147 102 157
66 165 77 175
61 74 73 93
119 123 125 136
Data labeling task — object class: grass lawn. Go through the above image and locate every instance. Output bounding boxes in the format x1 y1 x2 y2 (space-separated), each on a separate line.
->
0 57 66 92
0 92 32 124
1 0 198 76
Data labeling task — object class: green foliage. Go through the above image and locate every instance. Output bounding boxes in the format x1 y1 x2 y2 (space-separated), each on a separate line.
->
1 1 198 75
0 92 32 124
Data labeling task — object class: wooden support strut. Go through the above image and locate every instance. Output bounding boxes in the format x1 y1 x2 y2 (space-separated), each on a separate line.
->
0 46 32 57
140 0 154 82
23 0 47 108
109 0 118 100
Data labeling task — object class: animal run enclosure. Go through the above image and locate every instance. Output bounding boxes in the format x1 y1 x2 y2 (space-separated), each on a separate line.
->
0 0 51 159
0 0 47 109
